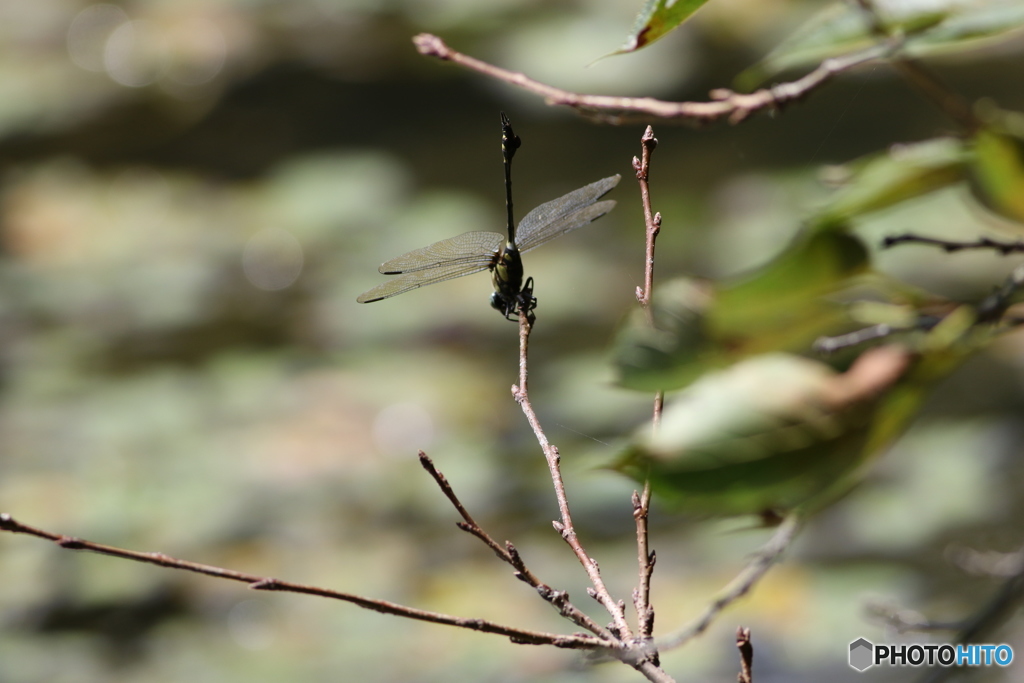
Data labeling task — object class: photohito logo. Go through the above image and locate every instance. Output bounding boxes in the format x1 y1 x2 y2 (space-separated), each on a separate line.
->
849 638 1014 672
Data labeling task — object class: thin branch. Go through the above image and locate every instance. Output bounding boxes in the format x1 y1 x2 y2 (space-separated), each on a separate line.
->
883 233 1024 254
634 126 661 313
947 544 1024 578
632 489 657 644
865 600 963 634
814 323 901 354
417 451 614 640
916 547 1024 683
511 308 674 681
658 515 802 651
849 0 980 131
736 627 754 683
0 512 603 649
511 311 636 644
412 33 899 125
635 660 678 683
632 125 662 646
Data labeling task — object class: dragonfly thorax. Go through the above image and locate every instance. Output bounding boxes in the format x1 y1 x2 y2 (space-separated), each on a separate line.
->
489 241 534 319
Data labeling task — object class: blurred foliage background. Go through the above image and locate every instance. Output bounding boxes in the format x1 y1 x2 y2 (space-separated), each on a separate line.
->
1 1 1024 682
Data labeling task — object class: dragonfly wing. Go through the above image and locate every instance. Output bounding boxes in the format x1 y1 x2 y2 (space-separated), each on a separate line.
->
379 231 504 274
515 175 621 253
357 257 497 303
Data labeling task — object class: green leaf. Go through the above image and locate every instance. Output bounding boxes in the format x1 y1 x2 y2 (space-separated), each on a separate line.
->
905 0 1024 53
740 0 1024 88
615 348 915 516
708 231 870 350
611 278 722 393
815 138 971 229
969 127 1024 224
609 0 713 55
611 231 870 392
613 295 996 518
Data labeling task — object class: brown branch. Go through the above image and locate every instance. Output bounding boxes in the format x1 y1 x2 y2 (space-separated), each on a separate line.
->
736 627 754 683
865 600 962 634
814 323 902 353
510 308 673 680
658 515 802 651
412 33 899 125
511 311 638 647
416 451 614 640
634 126 661 313
884 233 1024 254
0 512 604 649
631 125 662 647
914 542 1024 683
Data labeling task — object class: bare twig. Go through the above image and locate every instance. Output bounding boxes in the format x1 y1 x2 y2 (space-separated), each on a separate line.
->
884 233 1024 254
631 125 663 647
417 451 614 639
849 0 980 131
634 127 661 313
412 33 899 125
736 627 754 683
512 312 634 642
0 513 603 649
865 600 963 634
632 489 657 645
947 545 1024 578
916 546 1024 683
658 515 802 651
511 307 673 680
815 323 902 353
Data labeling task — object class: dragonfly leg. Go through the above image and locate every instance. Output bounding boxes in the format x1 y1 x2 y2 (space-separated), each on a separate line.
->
518 277 537 324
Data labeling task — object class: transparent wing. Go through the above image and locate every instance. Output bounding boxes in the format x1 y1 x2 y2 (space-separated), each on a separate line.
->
515 174 621 253
379 231 504 274
357 231 504 303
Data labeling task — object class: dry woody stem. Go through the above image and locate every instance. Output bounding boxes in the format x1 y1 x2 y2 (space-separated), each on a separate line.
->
736 627 754 683
413 33 900 124
884 234 1024 254
659 515 802 651
513 312 634 643
631 125 663 646
0 512 602 649
417 451 613 639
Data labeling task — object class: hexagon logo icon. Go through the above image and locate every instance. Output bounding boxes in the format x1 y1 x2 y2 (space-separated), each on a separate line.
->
849 638 874 671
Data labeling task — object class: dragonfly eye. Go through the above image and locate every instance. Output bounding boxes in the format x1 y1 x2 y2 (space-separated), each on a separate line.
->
490 292 505 312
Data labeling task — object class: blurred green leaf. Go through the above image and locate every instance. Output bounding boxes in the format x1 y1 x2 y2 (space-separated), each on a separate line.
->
612 231 869 392
612 278 720 392
615 347 913 516
710 231 869 340
740 0 1024 88
609 0 713 55
614 324 981 516
969 127 1024 224
815 138 971 229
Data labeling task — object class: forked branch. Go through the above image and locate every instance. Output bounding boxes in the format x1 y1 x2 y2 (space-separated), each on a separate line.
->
417 451 614 639
512 312 635 644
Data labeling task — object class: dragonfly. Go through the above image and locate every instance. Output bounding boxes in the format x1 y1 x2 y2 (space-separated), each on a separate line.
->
357 113 620 321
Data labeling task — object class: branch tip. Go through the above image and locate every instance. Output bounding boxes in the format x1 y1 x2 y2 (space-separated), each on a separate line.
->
736 626 754 683
412 33 448 59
